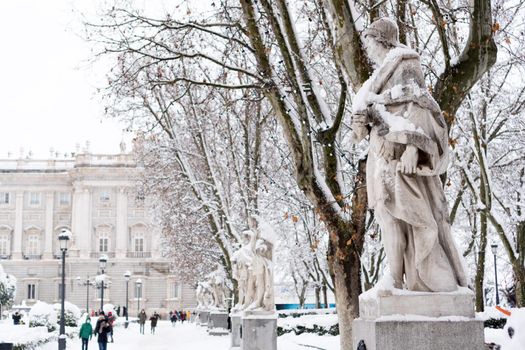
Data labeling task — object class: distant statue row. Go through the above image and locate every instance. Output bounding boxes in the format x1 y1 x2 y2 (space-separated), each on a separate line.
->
232 219 275 312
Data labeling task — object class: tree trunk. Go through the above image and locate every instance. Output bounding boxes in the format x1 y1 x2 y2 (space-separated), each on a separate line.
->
475 209 487 311
315 285 321 309
515 220 525 307
322 282 328 308
327 159 368 349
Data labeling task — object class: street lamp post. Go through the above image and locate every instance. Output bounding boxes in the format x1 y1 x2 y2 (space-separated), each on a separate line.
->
124 271 131 328
135 279 143 313
99 255 108 312
491 243 500 305
58 229 70 350
76 276 92 314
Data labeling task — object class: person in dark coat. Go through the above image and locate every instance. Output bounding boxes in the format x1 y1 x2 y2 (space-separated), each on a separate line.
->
12 311 21 325
138 309 147 334
149 311 159 334
93 313 111 350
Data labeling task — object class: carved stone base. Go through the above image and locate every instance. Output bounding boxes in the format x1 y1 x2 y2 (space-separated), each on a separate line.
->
208 310 229 335
241 311 277 350
353 288 484 350
353 318 484 350
197 310 210 326
230 313 242 349
359 287 476 320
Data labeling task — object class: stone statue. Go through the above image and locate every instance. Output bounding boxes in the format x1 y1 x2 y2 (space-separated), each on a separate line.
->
196 281 214 309
231 219 276 312
196 283 205 309
207 267 227 309
232 229 256 310
246 238 274 311
351 18 467 292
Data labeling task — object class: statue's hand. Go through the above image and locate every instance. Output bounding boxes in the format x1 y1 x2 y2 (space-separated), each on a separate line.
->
397 145 419 174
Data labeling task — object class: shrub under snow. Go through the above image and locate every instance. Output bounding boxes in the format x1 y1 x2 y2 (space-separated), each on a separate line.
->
29 301 57 332
53 301 81 327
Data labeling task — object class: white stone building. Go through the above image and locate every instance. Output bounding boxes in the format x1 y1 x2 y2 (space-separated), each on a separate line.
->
0 150 196 316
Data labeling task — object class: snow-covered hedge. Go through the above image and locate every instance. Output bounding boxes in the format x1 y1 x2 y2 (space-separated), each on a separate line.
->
53 301 81 327
29 301 57 332
277 313 339 336
0 264 17 309
0 322 78 350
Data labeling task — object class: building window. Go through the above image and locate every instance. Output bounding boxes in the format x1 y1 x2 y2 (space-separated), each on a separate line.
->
135 283 143 299
27 234 39 255
100 190 111 202
29 192 41 206
97 226 110 253
134 236 144 252
0 192 10 205
99 236 108 252
0 234 9 256
27 283 36 299
59 192 70 206
169 282 181 299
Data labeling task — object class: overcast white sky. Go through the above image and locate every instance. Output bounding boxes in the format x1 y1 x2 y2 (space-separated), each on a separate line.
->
0 1 130 158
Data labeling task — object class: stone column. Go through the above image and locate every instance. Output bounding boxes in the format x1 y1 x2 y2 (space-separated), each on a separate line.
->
72 185 92 258
115 187 128 258
12 192 24 259
43 192 54 259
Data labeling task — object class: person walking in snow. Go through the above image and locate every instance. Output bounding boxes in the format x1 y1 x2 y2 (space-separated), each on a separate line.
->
138 309 147 334
107 311 115 343
11 311 21 325
149 311 159 334
94 312 111 350
79 316 93 350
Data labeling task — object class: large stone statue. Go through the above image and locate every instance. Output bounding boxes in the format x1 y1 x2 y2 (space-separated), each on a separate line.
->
208 267 227 310
196 281 214 309
351 18 467 292
231 229 256 310
246 238 274 311
231 219 276 312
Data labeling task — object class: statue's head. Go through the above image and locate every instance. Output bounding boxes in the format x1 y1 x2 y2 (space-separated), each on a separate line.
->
363 18 399 65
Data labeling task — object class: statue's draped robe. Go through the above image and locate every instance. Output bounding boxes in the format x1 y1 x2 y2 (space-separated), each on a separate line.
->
360 48 467 292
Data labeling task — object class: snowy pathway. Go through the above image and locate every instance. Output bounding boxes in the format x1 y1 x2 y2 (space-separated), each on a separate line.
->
40 321 229 350
38 321 339 350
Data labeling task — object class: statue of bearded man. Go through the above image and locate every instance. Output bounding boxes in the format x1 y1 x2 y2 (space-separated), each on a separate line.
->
351 18 467 292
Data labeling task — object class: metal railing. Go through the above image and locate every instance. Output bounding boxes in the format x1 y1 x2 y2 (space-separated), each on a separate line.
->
126 252 151 258
23 254 42 260
90 252 115 258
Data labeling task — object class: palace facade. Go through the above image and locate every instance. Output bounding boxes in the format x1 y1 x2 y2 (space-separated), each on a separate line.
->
0 149 195 315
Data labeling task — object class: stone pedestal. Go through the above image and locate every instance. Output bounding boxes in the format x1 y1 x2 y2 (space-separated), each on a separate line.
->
352 288 485 350
241 311 277 350
198 310 210 326
208 310 229 336
230 313 242 349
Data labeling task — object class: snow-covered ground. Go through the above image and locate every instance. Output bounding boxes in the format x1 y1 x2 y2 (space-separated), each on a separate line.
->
35 320 340 350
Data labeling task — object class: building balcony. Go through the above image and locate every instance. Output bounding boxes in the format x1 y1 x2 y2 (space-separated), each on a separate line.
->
90 252 115 259
23 254 42 260
126 251 151 259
